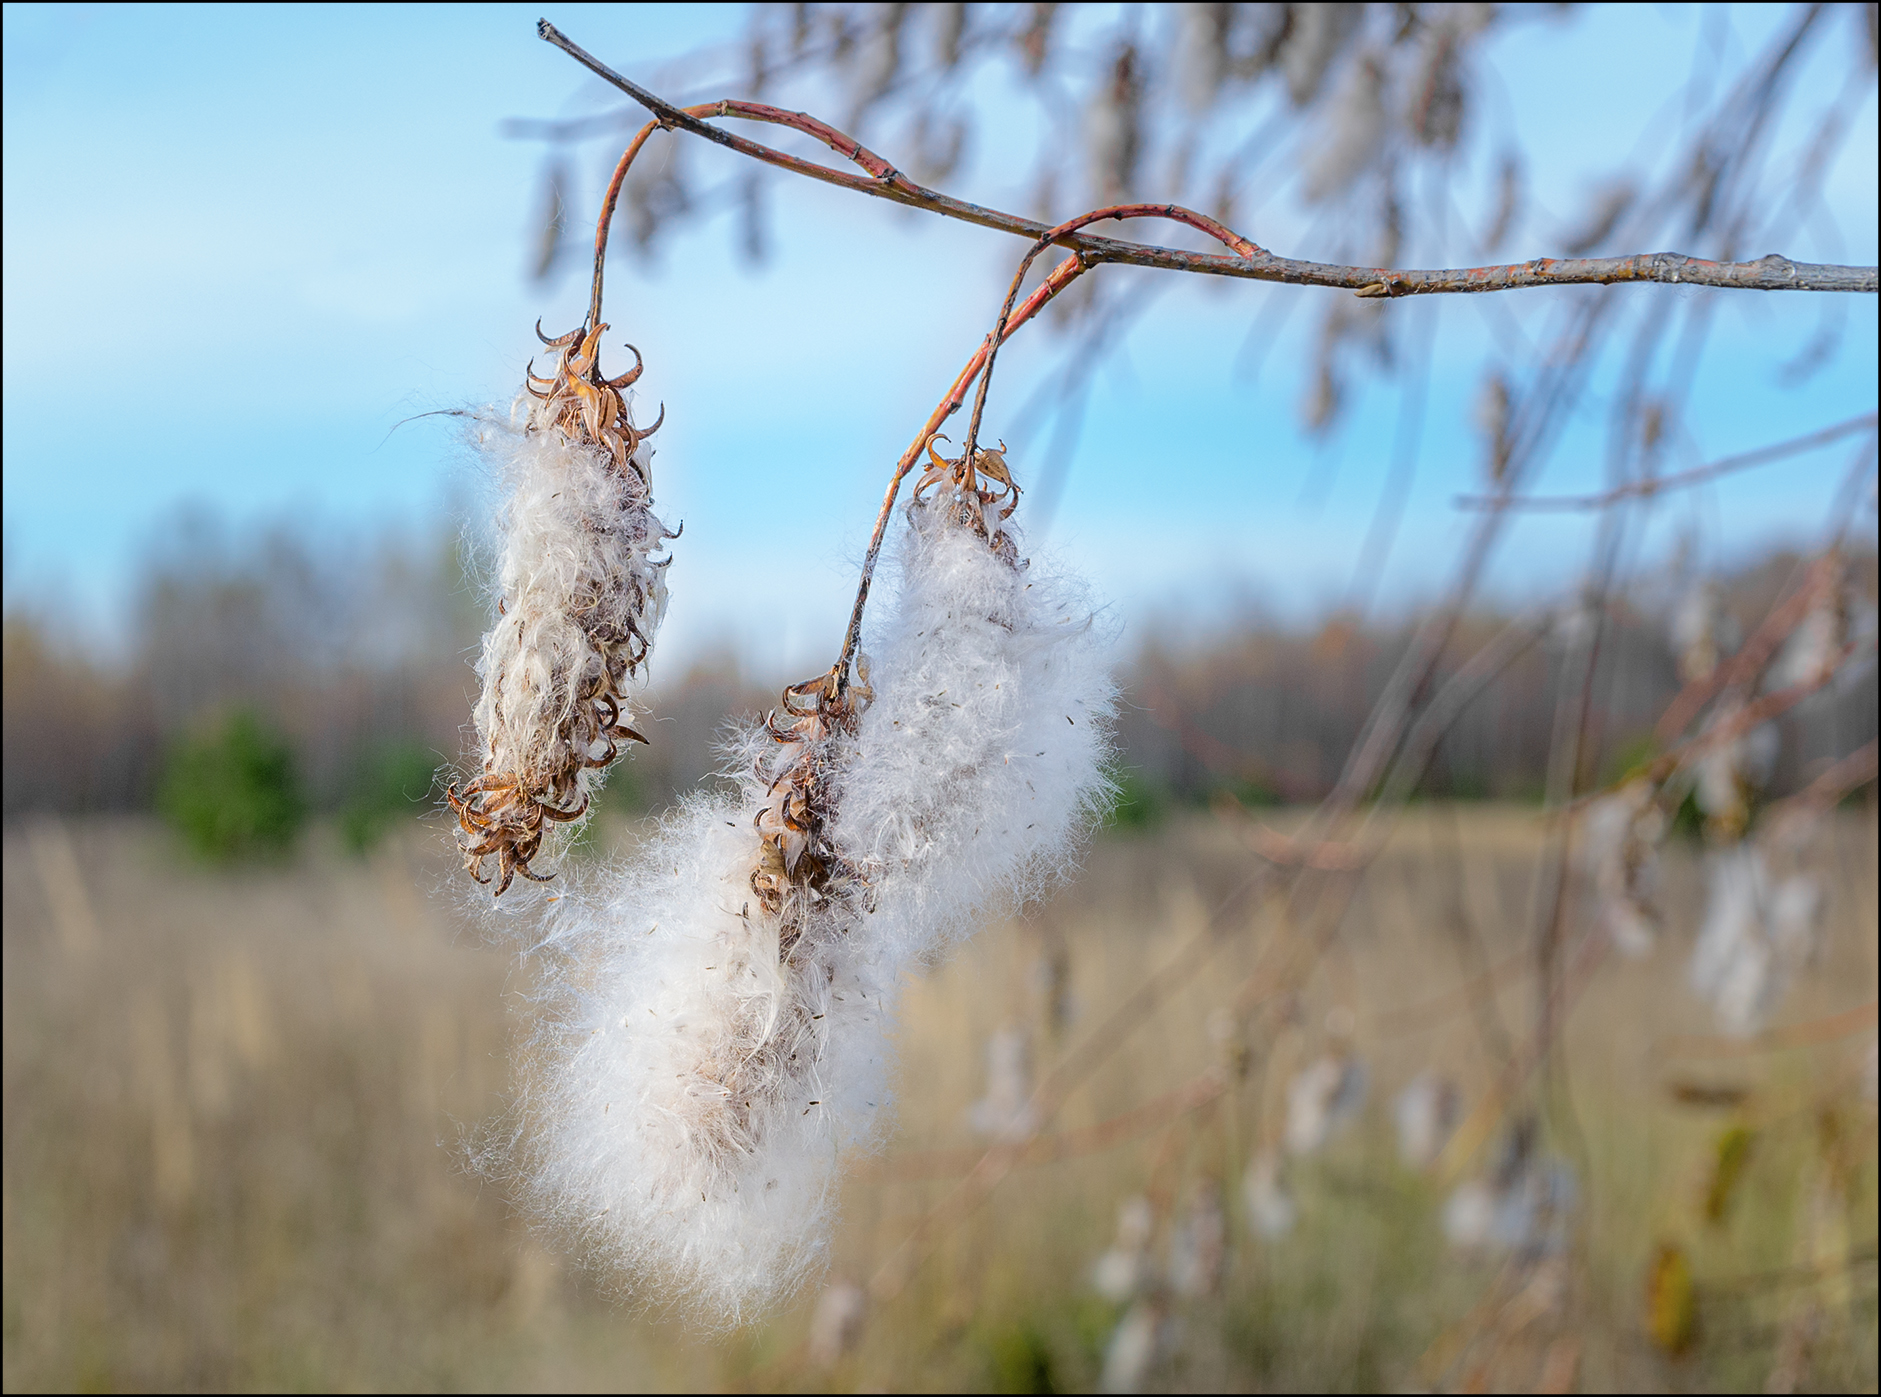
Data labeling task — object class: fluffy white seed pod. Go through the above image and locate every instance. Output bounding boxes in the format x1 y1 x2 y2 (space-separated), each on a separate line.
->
1242 1150 1297 1239
1687 845 1819 1038
1091 1194 1156 1302
1771 590 1846 692
1168 1180 1226 1298
456 319 673 894
1672 580 1731 682
833 495 1119 963
1283 1052 1367 1156
932 1 967 69
1173 3 1232 112
847 2 906 119
516 764 890 1323
1394 1071 1460 1170
1691 703 1777 839
1280 0 1360 106
512 482 1118 1320
1085 46 1143 204
1101 1298 1166 1395
1445 1153 1577 1256
1578 779 1665 959
474 419 668 777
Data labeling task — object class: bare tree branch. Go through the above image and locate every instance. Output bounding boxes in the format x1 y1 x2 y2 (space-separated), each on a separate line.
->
1456 412 1879 511
537 20 1878 297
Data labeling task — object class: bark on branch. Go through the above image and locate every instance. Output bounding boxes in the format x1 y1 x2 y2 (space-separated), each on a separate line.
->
537 20 1878 298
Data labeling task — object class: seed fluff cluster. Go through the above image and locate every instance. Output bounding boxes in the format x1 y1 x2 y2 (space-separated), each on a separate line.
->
451 323 675 894
512 438 1117 1321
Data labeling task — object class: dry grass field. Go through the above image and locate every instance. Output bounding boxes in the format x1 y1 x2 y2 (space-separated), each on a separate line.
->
4 806 1876 1393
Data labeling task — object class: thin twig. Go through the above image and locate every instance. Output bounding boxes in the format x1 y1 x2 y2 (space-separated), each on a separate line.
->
536 22 1879 296
1455 412 1879 511
963 203 1259 459
588 120 661 334
1770 739 1880 814
1654 551 1841 743
834 251 1093 691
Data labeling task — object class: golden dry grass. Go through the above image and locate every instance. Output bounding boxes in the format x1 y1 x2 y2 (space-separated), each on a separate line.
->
3 807 1876 1392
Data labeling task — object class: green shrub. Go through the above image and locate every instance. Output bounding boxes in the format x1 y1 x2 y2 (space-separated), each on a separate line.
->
339 742 441 854
159 710 305 860
984 1322 1058 1394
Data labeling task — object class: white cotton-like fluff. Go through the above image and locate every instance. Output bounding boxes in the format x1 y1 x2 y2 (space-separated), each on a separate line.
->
471 406 669 822
1687 846 1822 1038
1578 780 1665 959
1101 1299 1166 1396
1394 1071 1460 1171
1243 1150 1297 1240
1689 845 1768 1030
1283 1053 1368 1156
512 497 1119 1320
1672 580 1735 683
516 763 892 1324
1770 592 1847 694
1091 1194 1156 1302
833 498 1119 965
1167 1181 1226 1298
1445 1161 1578 1257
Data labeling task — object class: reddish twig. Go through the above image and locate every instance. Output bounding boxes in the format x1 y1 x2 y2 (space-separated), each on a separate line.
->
865 202 1259 685
1773 739 1880 813
834 250 1093 690
1455 412 1879 512
963 203 1260 458
1659 642 1865 775
588 120 661 335
536 22 1878 297
1654 552 1841 743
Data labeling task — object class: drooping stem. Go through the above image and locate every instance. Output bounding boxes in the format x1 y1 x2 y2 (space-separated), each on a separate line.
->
834 204 1261 690
832 253 1093 692
963 204 1261 462
587 119 661 337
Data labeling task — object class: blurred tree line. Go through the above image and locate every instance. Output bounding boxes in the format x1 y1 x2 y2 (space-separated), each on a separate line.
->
5 515 1871 840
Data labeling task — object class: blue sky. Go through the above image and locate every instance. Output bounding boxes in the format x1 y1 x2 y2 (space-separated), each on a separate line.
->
4 3 1875 675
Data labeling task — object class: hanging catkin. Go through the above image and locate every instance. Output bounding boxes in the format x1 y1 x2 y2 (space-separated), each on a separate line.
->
453 324 675 894
514 440 1116 1321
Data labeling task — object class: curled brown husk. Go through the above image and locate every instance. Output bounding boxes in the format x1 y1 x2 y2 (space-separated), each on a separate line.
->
749 665 871 958
449 321 672 895
913 434 1022 559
